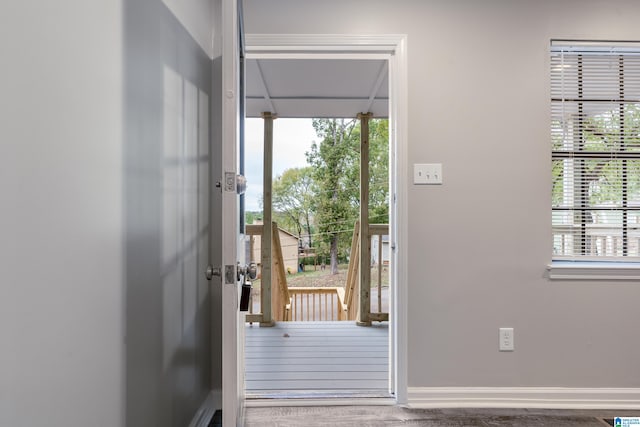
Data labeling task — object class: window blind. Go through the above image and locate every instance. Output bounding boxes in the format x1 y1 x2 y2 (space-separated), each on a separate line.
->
551 41 640 261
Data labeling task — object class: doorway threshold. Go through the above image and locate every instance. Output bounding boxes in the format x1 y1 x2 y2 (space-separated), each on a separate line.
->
245 389 395 407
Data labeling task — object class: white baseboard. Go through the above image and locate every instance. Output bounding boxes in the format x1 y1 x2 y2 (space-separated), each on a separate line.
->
188 390 222 427
408 387 640 410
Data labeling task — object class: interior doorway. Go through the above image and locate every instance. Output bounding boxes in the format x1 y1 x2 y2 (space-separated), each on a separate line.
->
240 34 408 404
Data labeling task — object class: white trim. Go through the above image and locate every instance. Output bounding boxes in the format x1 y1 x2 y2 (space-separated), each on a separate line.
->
551 40 640 51
547 262 640 280
245 34 406 53
408 387 640 410
188 391 221 427
246 52 392 60
390 34 409 406
243 33 409 406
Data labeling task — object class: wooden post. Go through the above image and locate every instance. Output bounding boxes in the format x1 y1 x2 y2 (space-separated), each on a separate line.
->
357 113 372 326
261 112 275 326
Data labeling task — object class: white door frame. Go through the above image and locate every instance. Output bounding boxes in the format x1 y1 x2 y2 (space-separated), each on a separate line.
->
243 33 409 404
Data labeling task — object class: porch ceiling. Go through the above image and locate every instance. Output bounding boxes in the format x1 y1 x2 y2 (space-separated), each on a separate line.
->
245 58 389 119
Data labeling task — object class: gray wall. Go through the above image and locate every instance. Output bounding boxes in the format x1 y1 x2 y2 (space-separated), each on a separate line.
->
0 1 219 426
0 1 125 426
243 0 640 389
124 0 216 425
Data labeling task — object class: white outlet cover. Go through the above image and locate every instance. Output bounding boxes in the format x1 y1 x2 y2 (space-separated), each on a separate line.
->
499 327 514 351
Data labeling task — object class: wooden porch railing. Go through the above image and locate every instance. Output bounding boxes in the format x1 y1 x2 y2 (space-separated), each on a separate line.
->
289 287 348 321
553 224 640 257
344 221 360 321
245 221 389 324
344 221 389 323
246 222 350 323
370 223 389 319
245 222 291 324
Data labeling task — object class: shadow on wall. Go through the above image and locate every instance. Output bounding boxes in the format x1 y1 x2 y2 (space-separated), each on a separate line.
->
123 0 215 426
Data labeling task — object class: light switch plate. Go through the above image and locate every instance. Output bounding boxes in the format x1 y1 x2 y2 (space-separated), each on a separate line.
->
414 163 443 184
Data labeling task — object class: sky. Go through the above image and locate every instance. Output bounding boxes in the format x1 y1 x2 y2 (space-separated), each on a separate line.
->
244 118 318 211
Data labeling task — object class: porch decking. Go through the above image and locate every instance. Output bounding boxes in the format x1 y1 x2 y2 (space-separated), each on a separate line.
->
245 321 389 397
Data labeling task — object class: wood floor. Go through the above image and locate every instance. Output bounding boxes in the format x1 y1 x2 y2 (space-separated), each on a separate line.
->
244 406 640 427
244 321 389 397
242 322 640 426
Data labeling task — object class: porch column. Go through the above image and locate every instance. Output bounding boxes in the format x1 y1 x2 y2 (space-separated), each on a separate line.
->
261 112 275 326
357 112 372 326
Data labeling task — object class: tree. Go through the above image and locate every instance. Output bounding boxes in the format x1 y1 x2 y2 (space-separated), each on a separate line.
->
553 105 640 208
368 119 390 224
271 167 315 247
306 118 390 274
582 105 640 206
307 119 359 274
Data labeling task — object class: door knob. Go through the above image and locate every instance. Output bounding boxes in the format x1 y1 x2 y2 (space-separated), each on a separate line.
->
205 265 221 280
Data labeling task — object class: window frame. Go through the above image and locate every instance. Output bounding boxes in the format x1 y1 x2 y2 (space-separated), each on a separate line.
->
551 41 640 273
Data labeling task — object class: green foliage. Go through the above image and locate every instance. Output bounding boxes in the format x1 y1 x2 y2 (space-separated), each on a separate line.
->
368 119 390 224
306 119 359 271
305 118 389 271
552 104 640 209
272 167 315 244
253 118 390 271
245 211 261 225
582 106 640 206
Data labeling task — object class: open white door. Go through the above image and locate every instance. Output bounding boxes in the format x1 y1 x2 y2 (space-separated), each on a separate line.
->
221 0 244 425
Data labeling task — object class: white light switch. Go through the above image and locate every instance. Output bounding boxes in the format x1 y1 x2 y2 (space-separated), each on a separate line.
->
414 163 443 185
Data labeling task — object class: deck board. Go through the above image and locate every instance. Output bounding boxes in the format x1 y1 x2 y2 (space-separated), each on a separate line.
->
245 321 389 394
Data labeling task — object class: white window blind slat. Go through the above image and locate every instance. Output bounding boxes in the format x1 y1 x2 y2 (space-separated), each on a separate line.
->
551 42 640 261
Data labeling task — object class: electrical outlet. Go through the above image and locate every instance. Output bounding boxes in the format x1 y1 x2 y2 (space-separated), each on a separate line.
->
499 328 514 351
